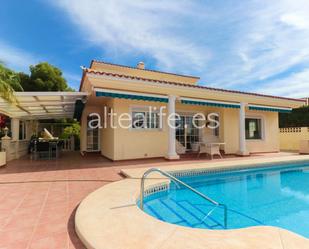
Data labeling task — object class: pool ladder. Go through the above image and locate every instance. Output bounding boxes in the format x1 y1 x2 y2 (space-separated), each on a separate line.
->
140 168 227 229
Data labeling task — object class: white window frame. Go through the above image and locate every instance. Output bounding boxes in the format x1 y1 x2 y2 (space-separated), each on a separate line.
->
129 105 163 131
86 115 101 152
245 115 265 141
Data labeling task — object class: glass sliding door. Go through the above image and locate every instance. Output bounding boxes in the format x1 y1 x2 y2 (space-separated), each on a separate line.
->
176 114 200 151
176 116 186 148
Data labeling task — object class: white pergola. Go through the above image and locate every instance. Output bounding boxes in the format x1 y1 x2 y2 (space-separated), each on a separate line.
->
0 92 88 119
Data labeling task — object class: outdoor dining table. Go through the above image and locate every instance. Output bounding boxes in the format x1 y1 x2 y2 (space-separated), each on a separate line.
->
198 142 226 159
32 139 63 160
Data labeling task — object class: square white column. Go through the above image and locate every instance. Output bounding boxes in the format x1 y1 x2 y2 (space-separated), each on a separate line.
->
237 102 249 156
165 95 180 160
11 118 20 141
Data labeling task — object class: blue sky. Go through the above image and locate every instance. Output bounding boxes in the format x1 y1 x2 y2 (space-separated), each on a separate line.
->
0 0 308 97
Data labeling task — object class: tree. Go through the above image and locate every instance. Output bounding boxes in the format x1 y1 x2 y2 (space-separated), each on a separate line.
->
60 121 81 150
20 62 70 91
279 106 309 127
60 122 80 139
0 63 22 103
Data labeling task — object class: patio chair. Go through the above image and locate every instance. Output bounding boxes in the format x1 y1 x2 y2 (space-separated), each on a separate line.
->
49 141 59 159
198 134 224 159
35 141 50 160
176 140 186 154
198 143 222 159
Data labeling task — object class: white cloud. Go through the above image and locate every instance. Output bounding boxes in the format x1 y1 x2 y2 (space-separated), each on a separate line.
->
50 0 309 97
280 12 309 30
0 40 39 72
255 68 309 98
50 0 211 73
204 0 309 91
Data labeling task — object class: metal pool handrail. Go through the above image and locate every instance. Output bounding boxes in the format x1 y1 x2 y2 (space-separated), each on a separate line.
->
139 168 227 229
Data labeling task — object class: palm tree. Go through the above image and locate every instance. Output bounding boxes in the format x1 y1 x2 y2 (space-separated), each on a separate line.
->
0 79 17 104
0 62 22 104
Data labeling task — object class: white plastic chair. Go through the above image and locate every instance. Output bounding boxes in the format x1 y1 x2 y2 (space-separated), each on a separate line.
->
198 134 224 159
198 143 222 159
176 140 186 154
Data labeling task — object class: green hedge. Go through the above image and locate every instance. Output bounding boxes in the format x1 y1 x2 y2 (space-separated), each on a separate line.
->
279 106 309 128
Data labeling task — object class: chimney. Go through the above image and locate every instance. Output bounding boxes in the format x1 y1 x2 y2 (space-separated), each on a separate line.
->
137 61 145 70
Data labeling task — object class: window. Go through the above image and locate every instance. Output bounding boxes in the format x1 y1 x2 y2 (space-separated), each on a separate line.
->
131 109 160 129
245 118 262 140
132 112 145 129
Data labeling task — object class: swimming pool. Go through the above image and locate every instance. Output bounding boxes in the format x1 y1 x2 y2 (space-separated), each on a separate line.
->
141 162 309 238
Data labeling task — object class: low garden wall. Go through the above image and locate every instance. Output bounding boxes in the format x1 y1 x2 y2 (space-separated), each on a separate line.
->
279 127 309 151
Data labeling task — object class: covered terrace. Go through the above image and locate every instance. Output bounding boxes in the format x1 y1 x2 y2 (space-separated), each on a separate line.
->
0 92 87 164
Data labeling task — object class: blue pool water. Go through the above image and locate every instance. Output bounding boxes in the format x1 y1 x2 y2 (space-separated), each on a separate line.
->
141 162 309 238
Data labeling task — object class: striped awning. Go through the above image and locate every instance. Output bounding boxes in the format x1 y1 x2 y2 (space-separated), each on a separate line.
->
180 97 240 109
95 88 168 103
248 104 292 113
94 89 294 113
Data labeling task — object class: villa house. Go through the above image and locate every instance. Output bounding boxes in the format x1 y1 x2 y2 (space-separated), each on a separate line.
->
301 97 309 106
0 60 305 163
78 60 305 161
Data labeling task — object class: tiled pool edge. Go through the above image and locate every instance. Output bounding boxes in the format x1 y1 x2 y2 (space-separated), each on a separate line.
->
169 160 309 178
75 155 309 249
137 160 309 207
121 155 309 179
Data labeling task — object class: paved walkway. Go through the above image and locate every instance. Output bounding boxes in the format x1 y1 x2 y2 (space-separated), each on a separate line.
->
0 151 298 249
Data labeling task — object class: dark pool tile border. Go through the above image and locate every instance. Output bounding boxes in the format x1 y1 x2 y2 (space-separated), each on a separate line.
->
169 160 309 178
141 160 309 197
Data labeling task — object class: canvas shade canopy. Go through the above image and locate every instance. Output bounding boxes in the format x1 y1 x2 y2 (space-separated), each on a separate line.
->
94 88 294 113
248 104 292 113
0 92 88 119
180 97 241 109
95 88 169 102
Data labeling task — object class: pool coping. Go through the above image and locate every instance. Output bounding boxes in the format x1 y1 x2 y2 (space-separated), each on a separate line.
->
75 155 309 249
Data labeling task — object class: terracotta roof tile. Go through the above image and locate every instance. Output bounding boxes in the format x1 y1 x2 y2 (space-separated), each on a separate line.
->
83 68 305 103
90 60 200 79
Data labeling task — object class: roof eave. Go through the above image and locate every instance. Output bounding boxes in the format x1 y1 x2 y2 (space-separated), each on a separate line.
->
84 69 305 104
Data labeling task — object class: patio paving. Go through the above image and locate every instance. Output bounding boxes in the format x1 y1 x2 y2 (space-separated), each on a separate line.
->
0 151 300 249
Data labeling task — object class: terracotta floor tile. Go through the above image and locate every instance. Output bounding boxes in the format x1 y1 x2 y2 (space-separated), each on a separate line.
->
32 221 67 240
29 236 57 249
0 239 30 249
0 209 13 220
0 151 298 248
4 213 38 230
0 199 22 211
0 216 11 230
14 205 42 216
0 226 34 246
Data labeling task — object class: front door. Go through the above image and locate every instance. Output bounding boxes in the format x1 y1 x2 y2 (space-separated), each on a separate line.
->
176 115 200 151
